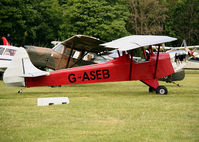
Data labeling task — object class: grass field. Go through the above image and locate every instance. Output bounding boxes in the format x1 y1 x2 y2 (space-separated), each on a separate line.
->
0 71 199 142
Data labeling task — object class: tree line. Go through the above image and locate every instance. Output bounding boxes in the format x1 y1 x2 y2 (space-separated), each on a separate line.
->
0 0 199 47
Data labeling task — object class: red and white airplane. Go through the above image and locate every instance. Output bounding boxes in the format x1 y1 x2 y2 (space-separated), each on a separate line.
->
3 35 186 94
0 37 18 75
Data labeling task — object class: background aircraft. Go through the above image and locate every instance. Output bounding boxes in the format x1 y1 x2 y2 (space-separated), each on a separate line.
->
0 45 18 78
24 35 108 70
2 37 10 46
175 47 199 70
164 41 199 70
0 35 107 79
3 35 186 95
0 37 18 78
154 41 199 85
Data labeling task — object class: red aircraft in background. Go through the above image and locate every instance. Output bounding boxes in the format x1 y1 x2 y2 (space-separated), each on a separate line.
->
4 35 185 95
2 37 10 46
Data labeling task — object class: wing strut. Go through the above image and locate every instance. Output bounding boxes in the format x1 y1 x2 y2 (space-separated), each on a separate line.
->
66 44 74 68
129 50 133 80
154 45 160 78
70 52 89 68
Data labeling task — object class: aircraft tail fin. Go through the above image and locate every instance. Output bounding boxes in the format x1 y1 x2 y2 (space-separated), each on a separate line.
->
181 40 187 47
3 47 49 87
2 37 10 46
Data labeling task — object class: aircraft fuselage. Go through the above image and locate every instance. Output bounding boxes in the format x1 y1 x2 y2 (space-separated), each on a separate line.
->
25 52 174 88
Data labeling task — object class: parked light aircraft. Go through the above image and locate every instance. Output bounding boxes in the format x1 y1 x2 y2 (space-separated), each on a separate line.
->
0 45 18 77
24 35 106 70
3 35 187 95
158 41 199 84
0 37 18 78
163 40 199 70
170 45 199 70
2 37 10 46
0 35 105 77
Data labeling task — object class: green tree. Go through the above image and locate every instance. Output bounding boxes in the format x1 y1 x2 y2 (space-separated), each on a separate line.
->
0 0 63 46
60 0 130 41
165 0 199 45
0 0 24 45
127 0 168 35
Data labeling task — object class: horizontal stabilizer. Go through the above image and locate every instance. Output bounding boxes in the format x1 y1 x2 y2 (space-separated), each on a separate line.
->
20 72 49 77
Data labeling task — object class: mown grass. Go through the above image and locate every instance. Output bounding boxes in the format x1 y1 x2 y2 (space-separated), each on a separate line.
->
0 71 199 142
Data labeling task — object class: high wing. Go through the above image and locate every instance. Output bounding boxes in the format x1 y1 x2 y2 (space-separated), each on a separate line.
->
185 45 199 49
61 35 113 53
101 35 177 51
169 45 199 50
59 35 177 53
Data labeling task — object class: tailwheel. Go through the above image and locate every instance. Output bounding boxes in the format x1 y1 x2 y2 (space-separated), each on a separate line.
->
18 89 23 94
156 86 168 95
149 87 155 93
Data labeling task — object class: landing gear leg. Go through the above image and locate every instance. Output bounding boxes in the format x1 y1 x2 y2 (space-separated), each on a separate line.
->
149 87 155 93
141 79 159 94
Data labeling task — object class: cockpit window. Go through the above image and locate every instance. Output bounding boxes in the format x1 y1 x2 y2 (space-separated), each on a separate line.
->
4 49 16 56
64 48 71 56
52 43 64 54
0 47 5 55
108 50 122 59
132 47 151 63
133 48 146 63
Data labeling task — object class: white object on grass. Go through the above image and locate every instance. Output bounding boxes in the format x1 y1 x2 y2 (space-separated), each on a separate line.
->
37 97 69 106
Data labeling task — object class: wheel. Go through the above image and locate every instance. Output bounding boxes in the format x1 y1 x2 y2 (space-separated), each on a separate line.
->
156 86 168 95
149 87 155 93
18 89 23 93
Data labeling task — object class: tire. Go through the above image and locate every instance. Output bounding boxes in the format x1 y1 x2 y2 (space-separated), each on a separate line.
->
0 73 3 80
156 86 168 95
149 87 155 93
18 90 23 93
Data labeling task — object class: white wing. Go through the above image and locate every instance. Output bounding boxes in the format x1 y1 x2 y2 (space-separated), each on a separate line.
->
101 35 177 51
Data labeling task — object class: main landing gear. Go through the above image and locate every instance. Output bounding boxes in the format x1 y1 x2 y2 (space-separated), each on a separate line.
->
142 80 168 95
149 86 168 95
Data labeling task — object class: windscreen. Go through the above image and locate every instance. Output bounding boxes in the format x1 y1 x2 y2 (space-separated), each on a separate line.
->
0 47 5 55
